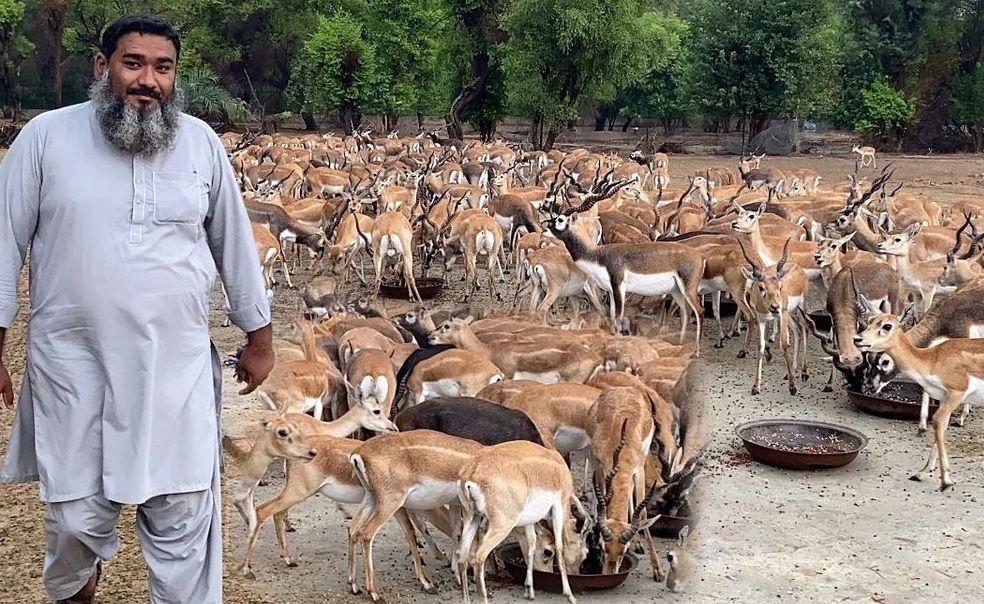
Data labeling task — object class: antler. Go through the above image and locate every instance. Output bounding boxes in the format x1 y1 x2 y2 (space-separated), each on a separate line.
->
776 238 792 278
737 239 763 280
564 175 633 215
951 211 973 256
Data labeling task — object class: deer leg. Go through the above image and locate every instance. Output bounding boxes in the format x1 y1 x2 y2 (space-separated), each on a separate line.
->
523 524 537 599
753 317 767 395
394 510 436 594
712 291 725 348
356 496 405 602
280 250 295 288
470 519 515 604
919 393 931 436
780 313 797 395
955 402 970 427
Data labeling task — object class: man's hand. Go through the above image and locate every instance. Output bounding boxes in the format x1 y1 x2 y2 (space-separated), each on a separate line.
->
236 324 275 395
0 362 14 408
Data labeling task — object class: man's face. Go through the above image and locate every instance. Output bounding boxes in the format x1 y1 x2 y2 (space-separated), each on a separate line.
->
94 32 177 111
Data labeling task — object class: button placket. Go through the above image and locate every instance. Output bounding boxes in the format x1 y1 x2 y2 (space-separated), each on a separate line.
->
130 156 145 243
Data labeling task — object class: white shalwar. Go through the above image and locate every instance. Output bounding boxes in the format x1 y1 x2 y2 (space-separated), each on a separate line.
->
0 101 271 602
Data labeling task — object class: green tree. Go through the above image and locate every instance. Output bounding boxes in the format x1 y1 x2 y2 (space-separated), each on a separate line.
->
180 66 254 127
0 0 32 117
853 77 916 149
286 12 381 134
952 59 984 152
605 10 688 134
684 0 843 138
498 0 650 149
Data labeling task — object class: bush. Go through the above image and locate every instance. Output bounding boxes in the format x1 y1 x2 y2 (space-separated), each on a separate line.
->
179 67 254 126
853 78 915 149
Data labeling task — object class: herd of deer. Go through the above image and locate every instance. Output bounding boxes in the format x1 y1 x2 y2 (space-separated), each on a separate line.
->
216 126 983 602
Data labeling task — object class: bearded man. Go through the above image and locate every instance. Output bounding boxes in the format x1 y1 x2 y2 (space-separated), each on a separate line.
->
0 14 274 603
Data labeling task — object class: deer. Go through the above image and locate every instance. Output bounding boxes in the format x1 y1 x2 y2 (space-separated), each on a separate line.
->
545 210 704 355
589 387 665 581
257 323 345 422
737 239 810 395
428 316 604 384
343 348 398 421
855 310 984 491
348 430 483 601
457 441 589 604
876 223 951 316
251 222 292 289
852 144 876 168
520 244 606 322
367 210 422 302
455 212 506 302
324 203 375 286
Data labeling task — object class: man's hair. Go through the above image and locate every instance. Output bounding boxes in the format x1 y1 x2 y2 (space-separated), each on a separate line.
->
100 13 180 60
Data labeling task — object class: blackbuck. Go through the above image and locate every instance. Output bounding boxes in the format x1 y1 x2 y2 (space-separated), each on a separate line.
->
737 239 810 395
801 260 903 392
545 212 704 354
855 312 984 490
428 316 603 384
348 430 482 601
457 441 588 604
852 144 876 168
589 387 664 581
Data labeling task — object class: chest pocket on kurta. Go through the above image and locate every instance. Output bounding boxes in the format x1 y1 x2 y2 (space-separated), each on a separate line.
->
153 171 205 225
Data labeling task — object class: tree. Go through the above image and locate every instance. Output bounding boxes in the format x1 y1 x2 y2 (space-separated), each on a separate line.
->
853 77 916 149
684 0 843 139
952 59 984 152
498 0 650 150
286 12 381 134
0 0 32 118
444 0 508 141
180 66 254 128
41 0 69 106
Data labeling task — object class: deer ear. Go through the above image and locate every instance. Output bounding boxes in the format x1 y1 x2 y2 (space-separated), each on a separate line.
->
678 524 690 546
635 515 661 533
462 315 475 324
899 304 918 329
740 267 756 281
837 232 856 248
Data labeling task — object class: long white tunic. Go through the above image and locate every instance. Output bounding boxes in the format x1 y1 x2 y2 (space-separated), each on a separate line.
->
0 101 271 504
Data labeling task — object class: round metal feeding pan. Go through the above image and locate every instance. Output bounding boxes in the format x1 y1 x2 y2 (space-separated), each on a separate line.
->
847 382 936 420
378 277 443 300
648 514 694 539
496 543 638 592
735 419 868 470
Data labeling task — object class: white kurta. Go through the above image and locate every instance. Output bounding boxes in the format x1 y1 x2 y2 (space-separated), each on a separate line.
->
0 101 271 504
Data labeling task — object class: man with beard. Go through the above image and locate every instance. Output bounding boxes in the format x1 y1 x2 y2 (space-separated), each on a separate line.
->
0 13 273 603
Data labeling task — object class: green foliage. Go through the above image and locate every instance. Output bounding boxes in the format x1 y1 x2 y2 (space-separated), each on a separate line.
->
616 11 688 131
179 66 254 125
286 12 382 125
951 59 984 151
683 0 843 135
498 0 650 146
0 0 33 113
853 78 915 147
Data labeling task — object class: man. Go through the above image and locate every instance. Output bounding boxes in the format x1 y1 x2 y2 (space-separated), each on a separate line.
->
0 13 274 603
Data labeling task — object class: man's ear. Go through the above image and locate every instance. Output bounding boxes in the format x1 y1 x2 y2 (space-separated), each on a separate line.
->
94 53 108 78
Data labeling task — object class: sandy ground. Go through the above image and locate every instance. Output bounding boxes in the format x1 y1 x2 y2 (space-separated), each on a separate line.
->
0 150 982 603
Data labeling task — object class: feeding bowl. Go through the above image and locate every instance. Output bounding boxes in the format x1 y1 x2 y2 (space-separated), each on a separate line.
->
807 311 833 332
378 277 443 300
496 543 638 593
848 382 935 420
648 515 694 539
735 419 868 470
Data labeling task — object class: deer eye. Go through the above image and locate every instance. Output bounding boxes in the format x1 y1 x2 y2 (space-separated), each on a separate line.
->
881 323 893 333
895 237 902 243
667 552 677 564
277 427 289 438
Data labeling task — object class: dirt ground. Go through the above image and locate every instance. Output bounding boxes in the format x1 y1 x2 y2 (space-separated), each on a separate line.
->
1 151 983 603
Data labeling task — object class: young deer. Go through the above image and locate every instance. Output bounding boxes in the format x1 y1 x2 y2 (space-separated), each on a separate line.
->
852 144 876 168
738 239 811 395
856 311 984 490
457 441 589 604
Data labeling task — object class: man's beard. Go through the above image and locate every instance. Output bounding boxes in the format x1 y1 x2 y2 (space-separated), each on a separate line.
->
88 72 186 155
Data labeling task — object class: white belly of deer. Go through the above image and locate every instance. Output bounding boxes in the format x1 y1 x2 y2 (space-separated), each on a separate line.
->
421 379 461 401
575 260 612 291
405 479 460 510
970 325 984 339
514 371 560 384
494 215 513 234
910 373 948 401
623 270 676 296
300 397 322 414
787 295 804 312
554 426 590 453
516 490 559 526
318 479 364 504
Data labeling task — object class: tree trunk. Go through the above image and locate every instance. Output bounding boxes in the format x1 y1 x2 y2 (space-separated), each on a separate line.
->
593 110 606 131
54 48 63 107
447 52 491 140
530 113 544 150
384 113 399 133
544 122 561 151
302 112 318 131
416 112 424 132
621 116 633 132
342 103 356 135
